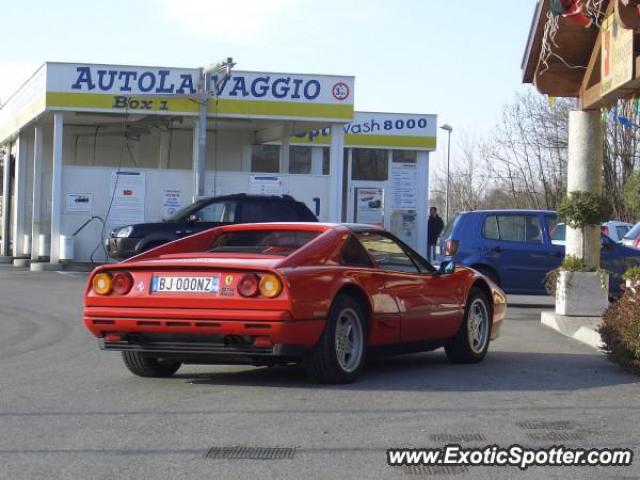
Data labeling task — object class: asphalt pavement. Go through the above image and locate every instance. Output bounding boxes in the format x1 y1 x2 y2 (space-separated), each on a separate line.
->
0 266 638 480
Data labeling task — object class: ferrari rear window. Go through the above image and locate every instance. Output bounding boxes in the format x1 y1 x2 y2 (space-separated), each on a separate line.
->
209 230 319 256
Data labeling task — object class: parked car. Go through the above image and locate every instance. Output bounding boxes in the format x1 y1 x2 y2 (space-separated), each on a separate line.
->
84 223 506 383
439 209 640 295
622 221 640 249
550 221 633 246
106 194 317 260
602 221 633 243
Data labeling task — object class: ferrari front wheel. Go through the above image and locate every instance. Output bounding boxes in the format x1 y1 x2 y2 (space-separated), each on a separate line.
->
304 295 366 384
445 289 492 364
121 352 182 378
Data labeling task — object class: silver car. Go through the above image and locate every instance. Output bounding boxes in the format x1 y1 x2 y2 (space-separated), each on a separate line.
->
552 221 633 246
603 221 634 243
622 222 640 249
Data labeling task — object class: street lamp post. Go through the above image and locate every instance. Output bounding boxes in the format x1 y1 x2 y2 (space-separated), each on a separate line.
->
193 57 235 201
440 124 453 224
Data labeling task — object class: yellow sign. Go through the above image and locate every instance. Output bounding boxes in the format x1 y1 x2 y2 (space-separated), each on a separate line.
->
601 15 634 96
225 275 234 286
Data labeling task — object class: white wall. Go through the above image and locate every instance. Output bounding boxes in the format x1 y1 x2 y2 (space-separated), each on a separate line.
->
60 166 331 262
26 121 424 262
62 126 253 173
62 126 193 170
61 166 193 262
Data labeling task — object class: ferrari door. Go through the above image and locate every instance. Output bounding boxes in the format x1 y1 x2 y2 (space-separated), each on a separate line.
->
356 232 461 342
383 271 463 342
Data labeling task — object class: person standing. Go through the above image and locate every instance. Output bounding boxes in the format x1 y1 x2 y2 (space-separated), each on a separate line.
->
427 207 444 262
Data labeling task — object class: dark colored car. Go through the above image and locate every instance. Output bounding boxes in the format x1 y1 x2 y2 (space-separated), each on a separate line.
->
106 194 317 260
439 209 640 295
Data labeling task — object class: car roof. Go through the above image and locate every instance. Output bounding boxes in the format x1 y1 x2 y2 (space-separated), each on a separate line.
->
196 193 302 203
457 209 556 215
212 222 384 233
604 220 633 226
342 223 386 232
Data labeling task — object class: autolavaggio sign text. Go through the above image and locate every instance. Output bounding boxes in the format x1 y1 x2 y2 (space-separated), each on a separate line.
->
67 66 351 103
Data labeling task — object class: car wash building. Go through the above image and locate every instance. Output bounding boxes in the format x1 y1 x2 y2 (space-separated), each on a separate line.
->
0 62 437 267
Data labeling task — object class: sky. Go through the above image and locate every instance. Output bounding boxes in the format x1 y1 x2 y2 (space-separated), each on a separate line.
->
0 0 538 171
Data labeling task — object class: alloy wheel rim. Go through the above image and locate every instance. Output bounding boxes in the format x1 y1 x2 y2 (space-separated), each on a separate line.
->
334 308 364 373
467 299 489 354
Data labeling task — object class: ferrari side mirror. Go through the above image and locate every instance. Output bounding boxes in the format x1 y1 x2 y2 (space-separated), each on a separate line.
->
438 260 456 275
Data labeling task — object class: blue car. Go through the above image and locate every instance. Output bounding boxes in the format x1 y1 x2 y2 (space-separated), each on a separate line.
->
439 209 640 295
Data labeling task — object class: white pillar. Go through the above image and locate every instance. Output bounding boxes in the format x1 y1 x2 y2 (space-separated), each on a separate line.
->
193 118 207 200
11 133 27 256
279 124 291 174
50 113 64 265
31 126 44 261
193 68 207 201
383 151 393 232
1 142 11 257
416 151 430 258
328 124 345 223
566 110 603 268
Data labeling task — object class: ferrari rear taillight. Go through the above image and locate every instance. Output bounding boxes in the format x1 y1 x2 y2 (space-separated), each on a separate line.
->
602 225 609 236
444 239 459 257
259 274 283 298
238 273 260 297
92 272 112 295
634 237 640 249
112 272 133 295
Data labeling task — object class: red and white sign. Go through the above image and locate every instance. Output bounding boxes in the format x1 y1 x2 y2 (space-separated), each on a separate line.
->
332 82 350 101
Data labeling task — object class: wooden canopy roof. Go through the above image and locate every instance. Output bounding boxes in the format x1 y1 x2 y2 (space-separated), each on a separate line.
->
522 0 640 109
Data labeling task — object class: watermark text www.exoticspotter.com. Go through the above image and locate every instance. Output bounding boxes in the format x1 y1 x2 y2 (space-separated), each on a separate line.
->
387 445 633 471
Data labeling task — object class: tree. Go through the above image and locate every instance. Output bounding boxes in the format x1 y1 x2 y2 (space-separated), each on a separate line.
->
430 133 490 219
624 171 640 218
430 91 640 221
603 99 640 221
486 90 571 210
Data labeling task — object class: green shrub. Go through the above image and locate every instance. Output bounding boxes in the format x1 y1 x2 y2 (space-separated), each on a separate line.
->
623 266 640 283
560 255 594 272
557 191 611 229
544 255 597 295
600 292 640 374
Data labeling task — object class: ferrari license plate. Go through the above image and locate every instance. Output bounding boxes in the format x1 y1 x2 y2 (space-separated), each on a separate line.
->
151 276 220 294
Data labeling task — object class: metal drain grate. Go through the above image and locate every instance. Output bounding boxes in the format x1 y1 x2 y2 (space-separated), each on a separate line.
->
517 421 574 430
429 433 486 443
204 446 297 460
404 465 469 476
526 431 585 442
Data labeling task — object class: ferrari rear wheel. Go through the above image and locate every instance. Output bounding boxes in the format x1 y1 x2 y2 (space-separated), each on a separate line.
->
445 289 492 364
303 295 366 384
121 352 182 378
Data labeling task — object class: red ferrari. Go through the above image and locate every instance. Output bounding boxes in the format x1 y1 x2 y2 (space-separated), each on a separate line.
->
83 223 506 383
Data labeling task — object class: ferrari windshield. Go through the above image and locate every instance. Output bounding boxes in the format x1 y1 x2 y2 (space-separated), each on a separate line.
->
209 230 319 256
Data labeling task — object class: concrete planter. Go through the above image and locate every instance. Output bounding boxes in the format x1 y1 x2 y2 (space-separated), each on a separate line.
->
556 271 608 317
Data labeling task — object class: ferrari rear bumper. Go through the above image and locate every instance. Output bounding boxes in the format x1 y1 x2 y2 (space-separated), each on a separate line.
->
98 333 311 365
84 306 325 364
